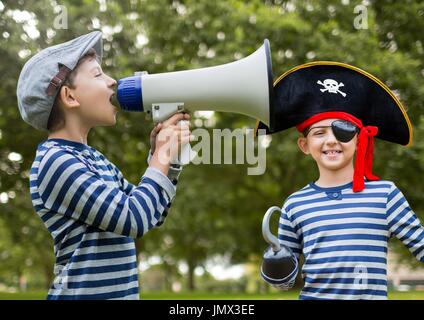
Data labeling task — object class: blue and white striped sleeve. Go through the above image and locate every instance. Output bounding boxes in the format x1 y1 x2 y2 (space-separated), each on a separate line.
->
146 150 183 227
278 206 302 259
107 151 183 228
37 148 176 239
386 183 424 262
112 164 136 196
147 150 182 185
95 151 136 196
112 160 179 228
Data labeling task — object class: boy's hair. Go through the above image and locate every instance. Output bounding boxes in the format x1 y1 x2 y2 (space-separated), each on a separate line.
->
47 48 99 132
301 126 310 137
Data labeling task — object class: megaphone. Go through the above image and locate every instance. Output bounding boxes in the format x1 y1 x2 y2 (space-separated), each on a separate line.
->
117 39 275 165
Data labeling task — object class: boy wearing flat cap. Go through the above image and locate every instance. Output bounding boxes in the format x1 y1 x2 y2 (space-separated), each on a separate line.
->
16 31 191 300
257 61 424 300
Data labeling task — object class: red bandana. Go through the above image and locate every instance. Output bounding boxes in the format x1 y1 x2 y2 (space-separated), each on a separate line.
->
296 111 380 192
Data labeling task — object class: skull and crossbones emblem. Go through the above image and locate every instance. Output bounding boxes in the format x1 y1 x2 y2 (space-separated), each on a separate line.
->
317 79 347 97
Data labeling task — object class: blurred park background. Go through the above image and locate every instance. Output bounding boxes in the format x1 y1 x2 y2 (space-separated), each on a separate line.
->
1 0 424 299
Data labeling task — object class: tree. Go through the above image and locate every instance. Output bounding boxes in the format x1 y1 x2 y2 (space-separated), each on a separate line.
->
1 0 424 291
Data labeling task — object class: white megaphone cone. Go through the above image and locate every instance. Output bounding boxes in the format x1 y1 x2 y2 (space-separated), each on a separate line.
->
117 39 275 165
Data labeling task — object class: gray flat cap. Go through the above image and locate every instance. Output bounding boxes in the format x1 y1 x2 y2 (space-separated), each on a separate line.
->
17 31 103 130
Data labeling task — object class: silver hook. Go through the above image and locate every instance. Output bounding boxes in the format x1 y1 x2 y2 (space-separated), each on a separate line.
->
262 206 282 252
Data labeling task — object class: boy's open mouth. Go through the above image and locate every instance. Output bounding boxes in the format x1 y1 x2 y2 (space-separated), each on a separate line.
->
323 150 342 155
109 93 118 106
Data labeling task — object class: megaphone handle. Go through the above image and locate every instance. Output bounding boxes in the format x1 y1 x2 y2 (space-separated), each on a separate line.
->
176 141 193 165
172 120 196 166
262 206 282 252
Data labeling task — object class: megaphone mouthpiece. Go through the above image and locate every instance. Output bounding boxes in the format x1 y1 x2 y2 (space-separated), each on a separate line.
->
117 76 143 112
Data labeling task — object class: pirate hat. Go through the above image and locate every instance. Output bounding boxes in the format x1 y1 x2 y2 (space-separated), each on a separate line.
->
256 61 413 192
256 61 412 145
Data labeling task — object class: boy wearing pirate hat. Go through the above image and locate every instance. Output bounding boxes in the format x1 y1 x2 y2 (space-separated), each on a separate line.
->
257 61 424 299
16 31 191 299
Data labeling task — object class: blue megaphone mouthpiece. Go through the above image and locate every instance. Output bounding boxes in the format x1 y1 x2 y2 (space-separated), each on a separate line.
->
117 75 143 112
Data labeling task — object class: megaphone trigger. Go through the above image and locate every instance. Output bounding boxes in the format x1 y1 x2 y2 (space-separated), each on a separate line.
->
151 102 185 123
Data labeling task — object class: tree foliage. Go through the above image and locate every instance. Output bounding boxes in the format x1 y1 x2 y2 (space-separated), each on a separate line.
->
0 0 423 290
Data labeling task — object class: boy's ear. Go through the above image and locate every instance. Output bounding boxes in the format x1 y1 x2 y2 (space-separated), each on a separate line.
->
58 85 80 109
297 136 310 155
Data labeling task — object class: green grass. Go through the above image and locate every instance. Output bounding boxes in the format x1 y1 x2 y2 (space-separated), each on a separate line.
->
387 291 424 300
0 292 48 300
0 290 423 300
141 291 301 300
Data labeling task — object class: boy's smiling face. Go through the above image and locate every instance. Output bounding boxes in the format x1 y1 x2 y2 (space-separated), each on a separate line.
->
66 57 118 128
297 118 358 172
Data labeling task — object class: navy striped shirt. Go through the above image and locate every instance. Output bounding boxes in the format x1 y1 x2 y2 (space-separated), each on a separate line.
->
30 139 178 300
278 180 424 300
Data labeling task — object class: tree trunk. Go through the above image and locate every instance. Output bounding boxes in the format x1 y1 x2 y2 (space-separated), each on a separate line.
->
187 259 196 291
44 263 53 290
162 259 173 291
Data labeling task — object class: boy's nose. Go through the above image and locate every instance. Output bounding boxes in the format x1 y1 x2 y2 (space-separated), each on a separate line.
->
107 76 117 88
325 131 338 144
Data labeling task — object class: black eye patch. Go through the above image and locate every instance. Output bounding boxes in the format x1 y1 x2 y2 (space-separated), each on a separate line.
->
331 120 359 143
